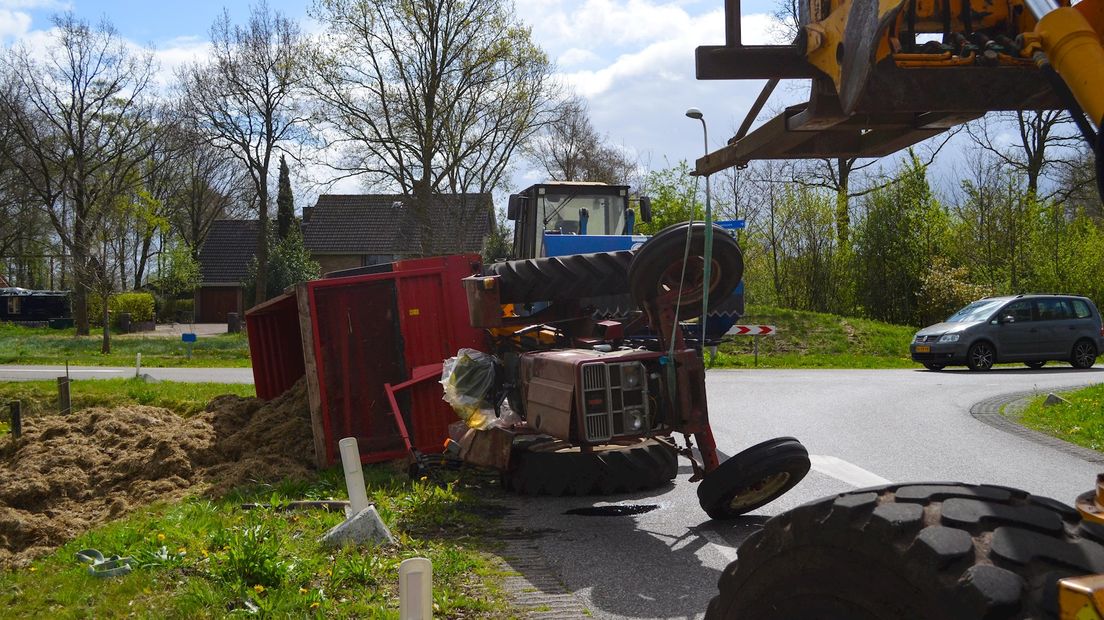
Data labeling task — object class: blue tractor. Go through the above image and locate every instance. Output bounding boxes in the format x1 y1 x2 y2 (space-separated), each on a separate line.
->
504 181 745 345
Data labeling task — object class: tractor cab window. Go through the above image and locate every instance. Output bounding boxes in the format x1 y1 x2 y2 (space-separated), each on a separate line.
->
540 192 626 238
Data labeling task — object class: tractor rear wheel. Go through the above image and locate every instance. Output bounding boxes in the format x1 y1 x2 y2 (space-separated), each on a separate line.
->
628 222 744 317
706 482 1104 619
502 437 677 496
489 251 633 304
697 437 809 520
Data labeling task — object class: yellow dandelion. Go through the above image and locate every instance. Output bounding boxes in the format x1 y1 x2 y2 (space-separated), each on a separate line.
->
200 549 209 558
419 476 428 482
253 584 265 593
176 547 187 554
299 587 308 594
28 567 36 573
310 602 320 609
156 533 166 542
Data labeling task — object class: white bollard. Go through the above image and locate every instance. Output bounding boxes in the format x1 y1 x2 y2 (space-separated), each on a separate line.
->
338 437 370 515
135 352 141 378
399 557 433 620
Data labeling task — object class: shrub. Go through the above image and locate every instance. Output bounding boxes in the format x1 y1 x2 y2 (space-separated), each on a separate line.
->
113 292 155 323
87 292 156 327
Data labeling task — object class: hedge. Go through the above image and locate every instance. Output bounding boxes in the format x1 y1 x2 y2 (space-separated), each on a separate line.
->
87 292 156 327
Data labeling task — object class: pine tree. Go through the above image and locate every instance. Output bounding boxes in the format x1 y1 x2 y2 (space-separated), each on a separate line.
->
276 155 295 240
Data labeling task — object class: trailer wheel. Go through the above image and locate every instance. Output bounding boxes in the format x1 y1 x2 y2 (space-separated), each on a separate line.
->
503 438 677 496
489 251 633 304
697 437 809 520
706 482 1104 620
628 222 743 317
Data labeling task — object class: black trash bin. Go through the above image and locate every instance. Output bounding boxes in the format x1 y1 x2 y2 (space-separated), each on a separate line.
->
227 312 241 334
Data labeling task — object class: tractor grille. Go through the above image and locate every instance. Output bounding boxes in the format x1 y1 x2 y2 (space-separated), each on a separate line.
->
580 362 649 442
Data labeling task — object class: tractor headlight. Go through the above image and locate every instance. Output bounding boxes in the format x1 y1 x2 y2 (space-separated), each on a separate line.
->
623 365 643 388
938 334 960 343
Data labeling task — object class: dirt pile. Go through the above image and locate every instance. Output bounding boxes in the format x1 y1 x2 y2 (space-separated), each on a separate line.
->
0 378 315 567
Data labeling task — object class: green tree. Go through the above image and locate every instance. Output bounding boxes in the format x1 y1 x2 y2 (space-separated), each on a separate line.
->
852 152 948 325
159 241 201 298
636 161 703 236
246 225 320 304
276 155 295 240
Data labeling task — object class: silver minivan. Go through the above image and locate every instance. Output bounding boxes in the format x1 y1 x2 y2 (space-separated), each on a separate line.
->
910 295 1104 371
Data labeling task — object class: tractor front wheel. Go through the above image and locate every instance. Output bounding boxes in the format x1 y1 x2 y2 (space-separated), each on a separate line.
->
705 482 1104 619
696 437 809 520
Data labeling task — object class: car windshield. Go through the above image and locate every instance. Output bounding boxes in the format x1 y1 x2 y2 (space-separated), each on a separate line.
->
945 300 1005 323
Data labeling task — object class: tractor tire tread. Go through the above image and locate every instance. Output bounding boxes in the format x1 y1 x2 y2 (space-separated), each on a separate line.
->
706 482 1104 620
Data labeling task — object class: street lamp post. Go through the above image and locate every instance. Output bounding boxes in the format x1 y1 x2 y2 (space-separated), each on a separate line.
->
685 107 713 349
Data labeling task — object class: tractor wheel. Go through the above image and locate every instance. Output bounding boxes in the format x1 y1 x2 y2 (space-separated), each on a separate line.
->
489 251 633 304
502 438 678 496
628 222 744 317
705 482 1104 620
697 437 809 520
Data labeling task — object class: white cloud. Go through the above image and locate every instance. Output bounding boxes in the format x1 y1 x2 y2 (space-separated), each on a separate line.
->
0 8 30 40
558 47 599 68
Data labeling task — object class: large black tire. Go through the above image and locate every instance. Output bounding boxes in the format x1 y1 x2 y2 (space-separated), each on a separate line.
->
967 341 996 371
706 482 1104 620
697 437 810 520
628 222 743 317
502 438 677 496
1071 339 1098 369
489 251 633 304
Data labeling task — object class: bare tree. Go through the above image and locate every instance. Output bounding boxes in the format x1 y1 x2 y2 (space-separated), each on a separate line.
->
0 14 157 340
526 96 636 184
965 111 1088 201
311 0 558 255
180 2 310 304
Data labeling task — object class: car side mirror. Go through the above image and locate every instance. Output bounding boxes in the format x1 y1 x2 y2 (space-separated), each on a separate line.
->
1000 315 1015 324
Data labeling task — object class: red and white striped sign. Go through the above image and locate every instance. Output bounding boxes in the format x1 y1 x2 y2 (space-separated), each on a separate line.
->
727 324 776 336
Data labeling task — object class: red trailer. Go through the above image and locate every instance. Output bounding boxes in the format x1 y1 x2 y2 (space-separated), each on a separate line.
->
246 255 484 467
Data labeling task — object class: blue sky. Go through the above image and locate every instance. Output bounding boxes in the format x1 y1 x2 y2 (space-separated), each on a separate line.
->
3 0 942 199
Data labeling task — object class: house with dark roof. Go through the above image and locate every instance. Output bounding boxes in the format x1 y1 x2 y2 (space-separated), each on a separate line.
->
303 193 493 275
195 219 258 323
194 193 493 321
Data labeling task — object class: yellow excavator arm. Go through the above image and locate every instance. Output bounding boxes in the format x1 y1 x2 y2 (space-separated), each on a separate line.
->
693 0 1104 182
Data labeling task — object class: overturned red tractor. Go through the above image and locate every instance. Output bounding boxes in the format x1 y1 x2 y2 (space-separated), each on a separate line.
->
449 221 810 518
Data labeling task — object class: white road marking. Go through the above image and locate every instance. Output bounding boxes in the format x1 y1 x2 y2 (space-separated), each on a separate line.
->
810 454 892 488
2 368 123 374
700 529 739 563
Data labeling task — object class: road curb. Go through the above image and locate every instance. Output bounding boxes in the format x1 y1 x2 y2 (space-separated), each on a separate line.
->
494 537 590 618
970 388 1104 464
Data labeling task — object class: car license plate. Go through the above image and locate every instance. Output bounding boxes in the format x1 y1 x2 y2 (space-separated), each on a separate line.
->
916 345 930 353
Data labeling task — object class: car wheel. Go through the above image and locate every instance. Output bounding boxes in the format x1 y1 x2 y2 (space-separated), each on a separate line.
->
1025 361 1045 369
966 342 995 371
922 363 944 371
1071 339 1098 369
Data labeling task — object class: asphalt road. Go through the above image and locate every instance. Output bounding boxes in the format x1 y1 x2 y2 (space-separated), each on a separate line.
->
0 365 255 383
503 365 1104 619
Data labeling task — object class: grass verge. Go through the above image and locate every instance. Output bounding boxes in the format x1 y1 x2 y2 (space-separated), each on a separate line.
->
1017 383 1104 452
0 378 255 419
0 323 251 368
0 468 514 618
712 305 917 369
